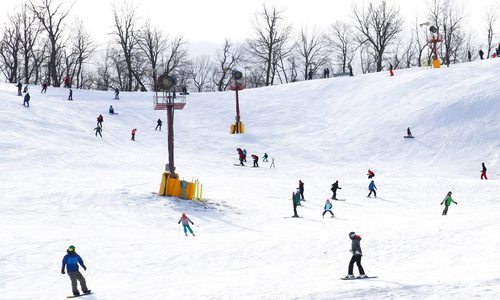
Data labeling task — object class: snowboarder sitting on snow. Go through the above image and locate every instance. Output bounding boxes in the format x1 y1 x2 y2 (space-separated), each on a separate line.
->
109 105 114 114
406 127 413 138
331 180 342 200
292 190 301 217
131 128 137 141
94 126 102 138
322 199 334 218
23 92 30 107
367 180 377 198
61 245 91 296
440 191 457 216
155 118 162 131
262 152 269 162
178 212 195 236
97 114 103 128
481 162 488 180
237 148 244 166
345 232 366 279
367 169 375 179
251 154 259 167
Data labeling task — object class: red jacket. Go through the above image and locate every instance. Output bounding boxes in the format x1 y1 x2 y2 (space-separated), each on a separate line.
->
131 129 137 134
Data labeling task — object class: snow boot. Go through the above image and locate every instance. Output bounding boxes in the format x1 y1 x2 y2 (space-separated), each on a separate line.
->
357 274 367 279
345 275 355 279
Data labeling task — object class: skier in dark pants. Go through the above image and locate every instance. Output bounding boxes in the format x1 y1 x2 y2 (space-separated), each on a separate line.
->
17 81 22 96
331 180 341 200
479 49 484 60
292 190 300 217
441 191 457 215
61 245 91 296
68 89 73 100
251 154 259 167
155 118 162 131
94 126 102 138
96 114 103 128
481 162 488 180
299 180 305 200
345 232 366 279
23 93 30 107
262 153 268 162
367 169 375 179
367 180 377 198
41 82 48 93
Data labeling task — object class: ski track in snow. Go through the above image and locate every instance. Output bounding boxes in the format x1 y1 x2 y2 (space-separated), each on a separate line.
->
1 59 500 299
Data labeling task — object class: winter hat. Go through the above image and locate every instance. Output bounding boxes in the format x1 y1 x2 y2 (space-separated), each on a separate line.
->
349 232 356 239
182 212 186 217
67 245 75 252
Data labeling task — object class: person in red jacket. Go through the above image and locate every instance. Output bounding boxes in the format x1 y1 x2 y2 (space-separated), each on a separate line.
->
251 154 259 167
131 128 137 141
389 64 394 76
367 170 375 179
237 148 244 166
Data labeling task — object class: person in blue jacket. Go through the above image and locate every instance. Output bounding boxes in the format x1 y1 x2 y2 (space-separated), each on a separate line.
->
367 180 377 198
322 199 334 218
61 245 91 296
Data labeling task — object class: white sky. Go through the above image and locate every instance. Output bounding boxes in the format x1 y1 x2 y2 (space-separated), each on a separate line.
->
1 0 499 57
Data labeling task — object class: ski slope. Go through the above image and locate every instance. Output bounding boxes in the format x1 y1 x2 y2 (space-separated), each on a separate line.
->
1 59 499 300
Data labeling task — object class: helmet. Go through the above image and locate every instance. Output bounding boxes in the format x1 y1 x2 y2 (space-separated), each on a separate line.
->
67 245 75 252
349 232 356 238
182 212 186 217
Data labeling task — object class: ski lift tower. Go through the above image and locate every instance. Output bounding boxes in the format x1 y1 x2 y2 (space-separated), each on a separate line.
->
229 70 245 134
421 22 442 68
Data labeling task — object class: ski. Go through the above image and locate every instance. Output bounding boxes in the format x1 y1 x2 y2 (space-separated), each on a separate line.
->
340 276 377 280
332 199 346 201
66 292 93 298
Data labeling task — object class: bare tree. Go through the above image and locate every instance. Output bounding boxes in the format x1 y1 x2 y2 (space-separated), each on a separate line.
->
213 39 243 91
352 0 404 72
29 0 71 86
326 21 356 73
247 4 292 86
160 37 188 80
17 4 42 84
485 7 498 58
137 20 167 91
296 28 328 80
189 55 212 92
71 20 94 88
415 19 432 67
0 16 21 83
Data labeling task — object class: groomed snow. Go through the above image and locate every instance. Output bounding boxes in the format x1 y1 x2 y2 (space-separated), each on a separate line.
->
1 59 499 300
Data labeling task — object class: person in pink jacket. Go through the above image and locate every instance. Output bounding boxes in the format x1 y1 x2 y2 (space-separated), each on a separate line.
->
178 213 195 237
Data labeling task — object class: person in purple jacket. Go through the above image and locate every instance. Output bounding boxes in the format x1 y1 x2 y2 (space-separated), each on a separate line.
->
61 245 91 296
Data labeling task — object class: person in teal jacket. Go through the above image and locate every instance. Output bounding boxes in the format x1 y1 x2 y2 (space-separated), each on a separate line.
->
441 191 458 215
322 199 334 218
292 191 301 217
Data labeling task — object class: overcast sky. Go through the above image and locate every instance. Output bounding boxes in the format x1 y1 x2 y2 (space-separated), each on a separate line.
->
1 0 499 57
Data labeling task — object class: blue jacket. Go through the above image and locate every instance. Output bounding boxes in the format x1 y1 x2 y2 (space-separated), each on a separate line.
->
368 181 377 191
62 252 86 272
324 202 332 210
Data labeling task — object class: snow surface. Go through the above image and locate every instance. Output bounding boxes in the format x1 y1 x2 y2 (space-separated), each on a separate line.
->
1 59 500 300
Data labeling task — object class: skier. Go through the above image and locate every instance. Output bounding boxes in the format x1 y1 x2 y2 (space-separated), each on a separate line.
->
68 89 73 100
326 68 330 78
41 82 48 93
262 152 269 162
96 114 103 128
178 212 195 236
389 64 394 76
94 126 102 138
114 87 119 100
440 191 458 215
345 232 366 279
292 190 301 217
479 49 484 60
367 169 375 179
322 199 334 218
23 92 30 107
243 149 247 162
251 154 259 167
155 118 162 131
298 180 305 200
108 105 114 114
481 162 488 180
17 81 22 96
348 64 353 76
467 50 472 62
131 128 137 141
237 148 244 166
331 180 341 200
367 180 377 198
61 245 91 297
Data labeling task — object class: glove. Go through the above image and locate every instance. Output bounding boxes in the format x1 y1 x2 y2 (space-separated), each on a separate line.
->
83 266 87 271
61 270 65 274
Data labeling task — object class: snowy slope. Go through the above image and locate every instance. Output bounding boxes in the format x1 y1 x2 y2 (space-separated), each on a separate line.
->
1 59 500 300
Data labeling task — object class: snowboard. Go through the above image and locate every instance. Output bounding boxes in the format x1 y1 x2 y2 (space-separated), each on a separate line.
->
332 198 346 201
66 292 93 298
233 164 247 167
284 216 302 218
340 276 377 280
403 136 414 138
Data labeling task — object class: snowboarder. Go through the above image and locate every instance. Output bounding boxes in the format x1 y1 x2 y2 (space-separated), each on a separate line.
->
41 82 48 93
348 64 353 76
322 199 334 218
367 180 377 198
155 118 162 131
16 81 22 96
114 87 119 100
237 148 244 166
96 114 103 128
178 212 195 236
262 152 269 162
94 126 102 138
68 89 73 100
61 245 91 297
389 64 394 76
481 162 488 180
331 180 341 200
440 191 457 215
467 50 472 62
405 127 413 138
298 180 305 200
108 105 114 114
243 149 247 162
367 169 375 179
131 128 137 141
345 232 366 279
479 49 484 60
23 92 30 107
292 190 301 217
251 154 259 167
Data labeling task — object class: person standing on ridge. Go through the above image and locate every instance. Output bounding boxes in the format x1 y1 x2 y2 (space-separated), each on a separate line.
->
440 191 458 215
389 64 394 76
345 232 366 279
155 118 162 131
367 170 375 179
251 154 259 167
479 49 484 60
298 180 305 200
292 189 301 217
331 180 341 200
178 213 195 236
481 162 488 180
322 199 334 218
367 180 377 198
131 128 137 141
61 245 91 297
68 88 73 100
467 50 472 62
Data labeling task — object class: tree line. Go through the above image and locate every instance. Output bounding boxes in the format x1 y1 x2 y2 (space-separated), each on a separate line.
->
0 0 498 92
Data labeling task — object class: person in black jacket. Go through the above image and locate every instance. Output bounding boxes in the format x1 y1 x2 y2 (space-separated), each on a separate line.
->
346 232 366 279
479 49 484 60
298 180 305 200
155 118 162 131
481 162 488 180
68 89 73 100
23 93 30 107
331 180 341 200
17 81 22 96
